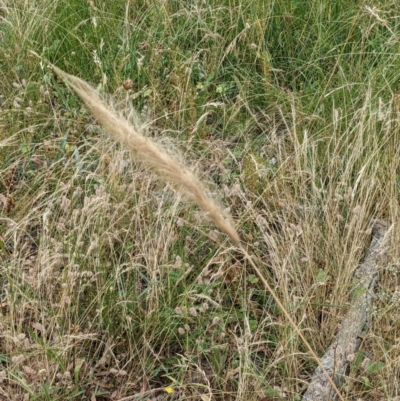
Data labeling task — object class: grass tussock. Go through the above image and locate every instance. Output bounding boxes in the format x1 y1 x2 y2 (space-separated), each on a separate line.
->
1 1 400 400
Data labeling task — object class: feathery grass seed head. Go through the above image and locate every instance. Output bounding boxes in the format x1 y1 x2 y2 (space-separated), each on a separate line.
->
52 66 240 246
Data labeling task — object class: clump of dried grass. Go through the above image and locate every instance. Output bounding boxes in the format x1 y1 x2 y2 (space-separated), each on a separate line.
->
52 66 240 247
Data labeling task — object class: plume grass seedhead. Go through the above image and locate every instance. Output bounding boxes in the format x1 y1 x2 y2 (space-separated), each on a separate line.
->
52 66 240 246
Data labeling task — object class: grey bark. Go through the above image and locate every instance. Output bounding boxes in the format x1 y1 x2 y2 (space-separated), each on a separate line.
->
302 219 389 401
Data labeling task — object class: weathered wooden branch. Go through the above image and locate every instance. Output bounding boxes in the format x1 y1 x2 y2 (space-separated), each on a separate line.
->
302 219 389 401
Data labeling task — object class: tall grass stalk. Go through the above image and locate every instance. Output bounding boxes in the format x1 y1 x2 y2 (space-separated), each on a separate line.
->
52 65 345 401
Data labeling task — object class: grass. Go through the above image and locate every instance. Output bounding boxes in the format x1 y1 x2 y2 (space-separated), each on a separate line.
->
1 0 400 400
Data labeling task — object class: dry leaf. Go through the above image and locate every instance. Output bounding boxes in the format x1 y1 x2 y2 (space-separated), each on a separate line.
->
32 322 46 334
122 79 133 90
23 366 36 375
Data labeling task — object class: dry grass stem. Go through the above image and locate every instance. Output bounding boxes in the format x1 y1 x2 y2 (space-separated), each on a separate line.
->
53 65 344 400
240 247 345 401
52 65 240 246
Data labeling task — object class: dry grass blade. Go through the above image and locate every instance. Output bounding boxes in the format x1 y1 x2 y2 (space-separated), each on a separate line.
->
0 134 17 148
52 65 240 246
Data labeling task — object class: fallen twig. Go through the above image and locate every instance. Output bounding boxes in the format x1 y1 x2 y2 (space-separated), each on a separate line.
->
303 219 389 400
